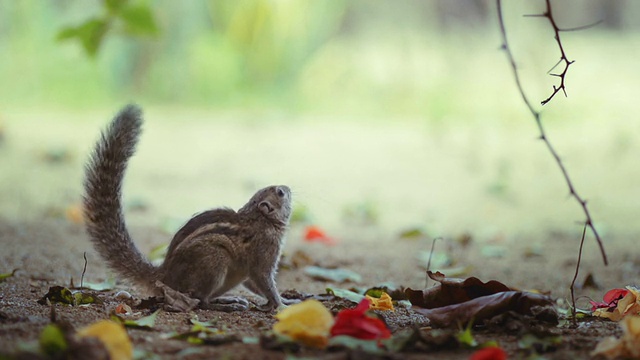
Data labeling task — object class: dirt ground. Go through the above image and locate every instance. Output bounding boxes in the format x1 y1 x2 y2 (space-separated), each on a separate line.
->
1 110 639 359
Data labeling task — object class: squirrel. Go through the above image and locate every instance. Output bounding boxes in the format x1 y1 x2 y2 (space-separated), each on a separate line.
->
83 104 292 312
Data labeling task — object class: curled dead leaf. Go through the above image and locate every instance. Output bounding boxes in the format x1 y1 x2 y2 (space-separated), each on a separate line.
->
366 292 394 311
406 272 555 328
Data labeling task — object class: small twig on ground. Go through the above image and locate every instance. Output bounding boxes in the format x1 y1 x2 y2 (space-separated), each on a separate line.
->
425 237 442 288
496 0 607 266
570 222 588 325
81 252 88 289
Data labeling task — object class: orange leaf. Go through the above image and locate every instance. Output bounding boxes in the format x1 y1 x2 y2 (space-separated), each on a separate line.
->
304 225 337 245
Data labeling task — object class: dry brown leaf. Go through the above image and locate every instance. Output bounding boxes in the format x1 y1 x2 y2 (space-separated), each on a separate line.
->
406 272 554 328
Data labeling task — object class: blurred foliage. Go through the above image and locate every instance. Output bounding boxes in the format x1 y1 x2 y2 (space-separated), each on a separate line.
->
206 0 347 89
57 0 158 57
0 1 634 117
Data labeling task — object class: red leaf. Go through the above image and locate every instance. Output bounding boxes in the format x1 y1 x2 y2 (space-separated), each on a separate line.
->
470 346 507 360
304 225 337 245
590 288 629 311
330 299 391 340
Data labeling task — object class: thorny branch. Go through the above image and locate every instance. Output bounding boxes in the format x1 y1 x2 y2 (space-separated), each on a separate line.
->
523 0 575 105
496 0 607 265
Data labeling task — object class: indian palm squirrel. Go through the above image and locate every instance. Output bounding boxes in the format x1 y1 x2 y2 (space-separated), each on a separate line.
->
83 105 292 312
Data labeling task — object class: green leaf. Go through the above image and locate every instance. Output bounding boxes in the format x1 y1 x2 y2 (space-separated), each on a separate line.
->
0 269 18 282
242 336 260 344
326 287 365 304
73 291 97 306
38 286 74 305
304 266 362 283
118 4 158 36
39 324 68 356
518 333 562 352
328 336 384 354
38 286 97 306
117 310 160 329
398 227 428 240
105 0 129 13
56 18 110 57
456 323 477 348
189 318 218 333
81 278 115 291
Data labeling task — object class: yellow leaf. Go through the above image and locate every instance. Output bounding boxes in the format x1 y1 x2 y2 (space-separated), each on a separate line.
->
593 316 640 359
366 292 394 311
76 320 133 360
273 299 334 348
65 203 84 224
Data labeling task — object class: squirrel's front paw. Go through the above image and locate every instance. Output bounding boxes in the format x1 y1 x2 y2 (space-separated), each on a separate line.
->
255 301 280 312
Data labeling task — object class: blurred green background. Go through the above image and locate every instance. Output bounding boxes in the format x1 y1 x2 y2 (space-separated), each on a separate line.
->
2 0 636 116
1 0 639 242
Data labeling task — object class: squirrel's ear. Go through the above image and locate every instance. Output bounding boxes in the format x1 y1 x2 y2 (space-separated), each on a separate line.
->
259 201 274 215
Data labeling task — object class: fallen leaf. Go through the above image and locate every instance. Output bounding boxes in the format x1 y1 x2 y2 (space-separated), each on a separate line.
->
167 317 239 345
592 315 640 359
480 245 507 258
289 249 315 269
417 251 454 270
38 286 97 306
273 299 334 348
518 333 562 353
470 346 507 360
304 266 362 283
80 278 115 291
39 324 68 356
366 292 394 311
456 323 477 348
412 290 554 328
76 320 133 360
591 288 630 312
580 273 600 289
330 298 391 340
328 335 385 354
65 203 84 224
593 286 640 321
303 225 337 245
113 310 160 329
0 269 18 282
406 272 555 328
398 227 429 240
155 280 200 312
406 271 512 309
114 304 132 315
326 287 365 304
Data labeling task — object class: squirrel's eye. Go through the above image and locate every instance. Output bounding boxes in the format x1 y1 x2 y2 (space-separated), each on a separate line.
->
276 187 285 198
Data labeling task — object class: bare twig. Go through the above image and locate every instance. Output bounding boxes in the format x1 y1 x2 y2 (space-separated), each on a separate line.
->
81 251 88 289
570 222 588 325
425 237 442 288
496 0 607 266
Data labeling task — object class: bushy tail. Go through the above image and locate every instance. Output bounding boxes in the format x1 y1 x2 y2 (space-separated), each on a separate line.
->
83 105 157 289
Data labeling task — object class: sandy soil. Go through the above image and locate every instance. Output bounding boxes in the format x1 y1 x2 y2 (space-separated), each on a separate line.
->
0 109 639 358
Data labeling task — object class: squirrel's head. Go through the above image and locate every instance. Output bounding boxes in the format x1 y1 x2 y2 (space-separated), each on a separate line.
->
239 185 292 227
